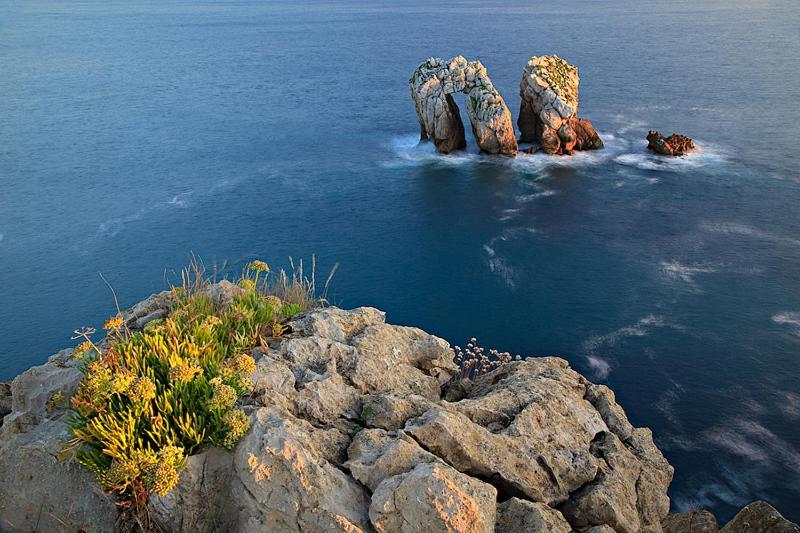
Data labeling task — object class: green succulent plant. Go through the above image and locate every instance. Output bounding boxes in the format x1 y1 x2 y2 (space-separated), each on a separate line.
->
63 259 310 514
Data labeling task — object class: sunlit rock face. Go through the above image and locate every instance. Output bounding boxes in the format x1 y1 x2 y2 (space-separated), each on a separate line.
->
518 55 603 155
410 56 518 156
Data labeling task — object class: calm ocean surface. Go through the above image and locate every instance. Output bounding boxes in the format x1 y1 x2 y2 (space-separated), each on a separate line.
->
1 0 799 521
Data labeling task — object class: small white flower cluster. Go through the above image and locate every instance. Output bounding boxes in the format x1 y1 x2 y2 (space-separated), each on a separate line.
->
453 337 521 381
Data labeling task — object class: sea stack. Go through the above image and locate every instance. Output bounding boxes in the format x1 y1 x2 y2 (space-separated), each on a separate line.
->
646 130 696 156
410 56 518 156
518 55 603 155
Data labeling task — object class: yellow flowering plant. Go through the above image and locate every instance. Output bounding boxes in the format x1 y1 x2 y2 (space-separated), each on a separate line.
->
64 259 312 515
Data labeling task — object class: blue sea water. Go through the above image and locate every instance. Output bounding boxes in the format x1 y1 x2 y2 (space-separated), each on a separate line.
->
1 0 800 522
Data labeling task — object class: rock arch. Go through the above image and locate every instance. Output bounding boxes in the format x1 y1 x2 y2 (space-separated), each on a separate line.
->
518 55 603 155
410 56 518 156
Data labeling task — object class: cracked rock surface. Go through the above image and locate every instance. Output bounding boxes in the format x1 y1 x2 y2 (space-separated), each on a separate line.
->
1 288 796 531
518 55 603 155
410 56 517 156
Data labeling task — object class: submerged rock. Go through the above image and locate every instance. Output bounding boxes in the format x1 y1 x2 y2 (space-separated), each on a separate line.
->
410 56 518 156
518 55 603 155
0 286 796 532
646 130 696 156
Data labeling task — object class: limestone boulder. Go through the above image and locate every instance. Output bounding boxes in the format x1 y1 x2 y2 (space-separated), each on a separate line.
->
0 417 118 531
278 336 349 383
410 56 517 155
124 288 174 330
1 348 82 438
720 501 799 533
149 448 237 532
345 428 441 491
250 350 296 406
0 347 118 531
495 498 571 533
662 510 720 532
288 306 386 344
231 407 370 531
360 392 436 430
344 323 457 399
293 373 361 425
369 462 497 533
518 55 603 155
406 359 673 532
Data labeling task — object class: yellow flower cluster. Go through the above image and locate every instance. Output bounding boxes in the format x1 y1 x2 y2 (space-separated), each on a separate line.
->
230 353 256 375
74 341 94 358
238 279 256 291
111 370 135 395
265 295 283 312
82 360 114 399
127 377 156 403
142 446 184 496
103 458 138 488
203 315 222 329
168 360 203 383
208 378 237 411
104 315 124 331
248 260 269 273
99 448 161 491
222 409 250 448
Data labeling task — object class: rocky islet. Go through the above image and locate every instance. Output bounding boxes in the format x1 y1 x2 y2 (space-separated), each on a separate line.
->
411 55 701 159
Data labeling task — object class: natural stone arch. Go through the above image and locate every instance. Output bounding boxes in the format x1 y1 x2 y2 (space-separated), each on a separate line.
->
518 55 603 155
410 56 518 156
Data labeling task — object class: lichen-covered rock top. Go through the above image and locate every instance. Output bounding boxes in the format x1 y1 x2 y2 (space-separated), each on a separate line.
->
409 56 490 101
410 56 517 156
521 55 580 119
1 286 795 532
518 54 603 155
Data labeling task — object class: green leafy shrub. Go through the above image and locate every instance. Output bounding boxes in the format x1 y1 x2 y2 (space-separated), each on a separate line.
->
63 259 317 515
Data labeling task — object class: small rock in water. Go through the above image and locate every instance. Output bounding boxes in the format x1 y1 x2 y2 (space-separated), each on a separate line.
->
646 130 696 156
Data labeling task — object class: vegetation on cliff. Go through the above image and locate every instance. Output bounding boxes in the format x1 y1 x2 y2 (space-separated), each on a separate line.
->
61 259 327 521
